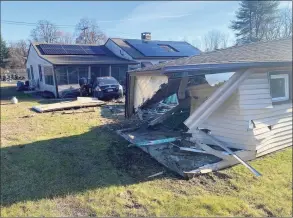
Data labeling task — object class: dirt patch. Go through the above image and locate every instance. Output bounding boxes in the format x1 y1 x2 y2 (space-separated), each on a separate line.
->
106 138 170 181
256 204 275 217
55 197 96 217
119 190 147 212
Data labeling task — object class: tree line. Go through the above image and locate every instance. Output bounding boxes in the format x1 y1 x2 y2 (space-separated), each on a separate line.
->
202 0 291 51
1 1 292 69
1 17 107 69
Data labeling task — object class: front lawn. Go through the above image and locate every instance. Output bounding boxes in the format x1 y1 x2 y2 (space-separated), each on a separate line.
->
1 82 292 217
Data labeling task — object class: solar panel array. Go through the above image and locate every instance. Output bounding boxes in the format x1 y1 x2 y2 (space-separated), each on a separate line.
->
39 44 105 55
124 39 200 57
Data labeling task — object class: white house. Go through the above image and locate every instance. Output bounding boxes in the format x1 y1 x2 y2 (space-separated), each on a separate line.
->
121 37 292 177
25 43 136 98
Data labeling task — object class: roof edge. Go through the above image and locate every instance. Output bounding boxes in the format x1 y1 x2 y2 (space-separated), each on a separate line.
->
163 61 293 74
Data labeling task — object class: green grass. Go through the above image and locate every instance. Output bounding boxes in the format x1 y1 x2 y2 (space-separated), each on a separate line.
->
1 82 292 217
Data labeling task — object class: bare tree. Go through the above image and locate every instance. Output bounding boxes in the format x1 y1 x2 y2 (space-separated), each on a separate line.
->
75 18 107 44
8 40 29 68
278 6 292 37
263 6 292 41
31 20 59 43
56 31 74 44
204 30 230 52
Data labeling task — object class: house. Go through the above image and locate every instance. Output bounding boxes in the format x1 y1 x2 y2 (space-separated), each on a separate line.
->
105 32 201 72
121 37 292 177
26 33 201 98
25 43 137 98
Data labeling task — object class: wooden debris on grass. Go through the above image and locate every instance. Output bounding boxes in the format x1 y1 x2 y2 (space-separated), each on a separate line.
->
147 171 164 178
32 97 105 113
61 108 96 114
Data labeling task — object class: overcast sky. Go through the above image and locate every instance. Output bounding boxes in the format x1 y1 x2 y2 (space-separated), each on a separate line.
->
1 1 292 49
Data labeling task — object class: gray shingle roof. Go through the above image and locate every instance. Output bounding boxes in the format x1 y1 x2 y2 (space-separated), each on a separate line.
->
31 43 136 65
132 37 292 73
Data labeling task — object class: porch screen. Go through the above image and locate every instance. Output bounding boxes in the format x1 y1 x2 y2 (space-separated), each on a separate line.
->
91 66 101 81
55 66 67 85
78 67 88 79
55 66 89 85
68 67 78 84
112 66 127 85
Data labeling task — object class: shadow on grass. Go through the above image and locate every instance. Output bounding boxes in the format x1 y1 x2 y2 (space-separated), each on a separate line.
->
1 123 178 207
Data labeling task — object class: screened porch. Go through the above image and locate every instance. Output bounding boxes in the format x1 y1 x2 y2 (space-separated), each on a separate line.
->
54 64 128 97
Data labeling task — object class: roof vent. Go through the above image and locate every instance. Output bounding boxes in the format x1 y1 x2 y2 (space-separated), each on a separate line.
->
141 32 151 41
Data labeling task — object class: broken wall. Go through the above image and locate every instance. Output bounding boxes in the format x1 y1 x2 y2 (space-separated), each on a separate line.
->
188 67 292 154
133 75 168 111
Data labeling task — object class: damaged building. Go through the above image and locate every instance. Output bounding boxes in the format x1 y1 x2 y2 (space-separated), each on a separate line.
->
118 37 292 178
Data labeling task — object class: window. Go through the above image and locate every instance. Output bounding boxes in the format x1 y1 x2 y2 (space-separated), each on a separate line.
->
158 44 178 52
270 73 290 102
44 66 54 85
30 65 34 79
38 65 43 82
27 68 31 80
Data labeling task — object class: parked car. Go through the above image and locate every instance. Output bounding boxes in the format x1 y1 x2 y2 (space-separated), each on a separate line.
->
92 77 123 100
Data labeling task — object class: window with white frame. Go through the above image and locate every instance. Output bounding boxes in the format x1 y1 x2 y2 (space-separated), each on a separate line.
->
269 73 290 102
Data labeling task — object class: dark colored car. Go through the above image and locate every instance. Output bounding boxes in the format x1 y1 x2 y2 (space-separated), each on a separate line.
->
92 77 123 100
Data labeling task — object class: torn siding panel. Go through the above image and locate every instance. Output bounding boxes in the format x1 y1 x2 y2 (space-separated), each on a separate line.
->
133 75 168 110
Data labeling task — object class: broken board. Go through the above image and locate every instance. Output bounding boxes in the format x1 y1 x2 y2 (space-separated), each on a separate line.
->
32 97 105 113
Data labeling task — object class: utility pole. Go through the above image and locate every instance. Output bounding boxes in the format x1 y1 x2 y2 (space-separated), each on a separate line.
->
81 27 88 44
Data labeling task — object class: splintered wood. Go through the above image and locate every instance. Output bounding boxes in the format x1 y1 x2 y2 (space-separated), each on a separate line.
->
32 97 105 113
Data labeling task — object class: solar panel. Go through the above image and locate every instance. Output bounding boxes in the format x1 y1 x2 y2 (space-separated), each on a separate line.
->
124 39 200 57
40 44 67 55
39 44 106 55
81 45 105 55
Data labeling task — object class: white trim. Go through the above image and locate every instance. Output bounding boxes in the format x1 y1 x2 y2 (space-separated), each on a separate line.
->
270 74 289 102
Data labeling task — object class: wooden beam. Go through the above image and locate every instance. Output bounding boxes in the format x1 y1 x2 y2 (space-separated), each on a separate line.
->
178 76 189 99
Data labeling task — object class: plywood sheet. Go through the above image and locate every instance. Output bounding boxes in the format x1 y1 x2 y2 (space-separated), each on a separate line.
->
32 97 105 113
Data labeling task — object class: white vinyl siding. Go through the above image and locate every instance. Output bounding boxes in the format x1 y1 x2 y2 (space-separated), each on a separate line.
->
190 68 292 153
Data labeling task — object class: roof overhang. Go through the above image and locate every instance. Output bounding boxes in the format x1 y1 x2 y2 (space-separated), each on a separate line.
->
163 61 292 74
128 61 292 77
